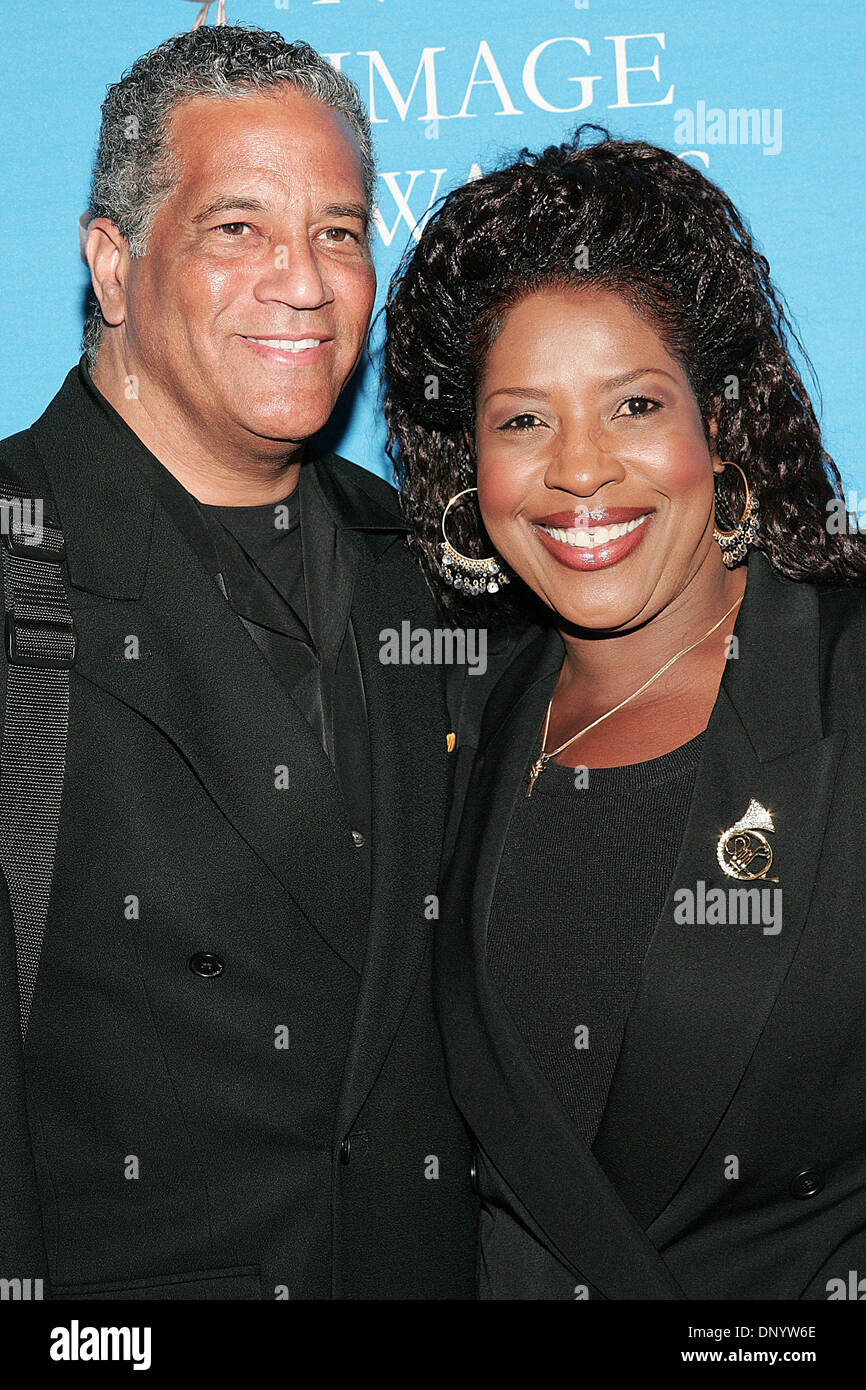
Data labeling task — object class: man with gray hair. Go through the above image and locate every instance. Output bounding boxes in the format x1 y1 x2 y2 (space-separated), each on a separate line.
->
0 25 476 1299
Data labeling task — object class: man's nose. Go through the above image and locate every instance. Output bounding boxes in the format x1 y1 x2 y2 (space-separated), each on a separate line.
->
253 235 333 311
543 427 626 497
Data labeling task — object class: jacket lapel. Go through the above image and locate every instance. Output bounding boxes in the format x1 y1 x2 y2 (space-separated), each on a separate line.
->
592 554 845 1225
30 365 450 1115
332 531 452 1136
438 628 684 1297
71 507 368 973
28 368 367 973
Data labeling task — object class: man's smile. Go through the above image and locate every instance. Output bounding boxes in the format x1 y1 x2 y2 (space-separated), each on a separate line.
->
238 334 333 362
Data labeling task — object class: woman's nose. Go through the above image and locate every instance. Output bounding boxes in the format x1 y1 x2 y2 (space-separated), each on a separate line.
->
542 430 626 497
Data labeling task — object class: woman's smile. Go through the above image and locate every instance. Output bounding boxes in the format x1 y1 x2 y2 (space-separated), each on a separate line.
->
532 507 654 571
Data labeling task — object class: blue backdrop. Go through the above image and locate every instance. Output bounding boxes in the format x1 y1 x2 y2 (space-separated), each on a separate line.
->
1 0 862 494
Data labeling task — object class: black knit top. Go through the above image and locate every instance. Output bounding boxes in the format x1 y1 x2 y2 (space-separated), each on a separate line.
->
486 731 705 1148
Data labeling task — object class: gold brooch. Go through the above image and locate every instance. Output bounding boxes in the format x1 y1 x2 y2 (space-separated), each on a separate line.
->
716 799 777 881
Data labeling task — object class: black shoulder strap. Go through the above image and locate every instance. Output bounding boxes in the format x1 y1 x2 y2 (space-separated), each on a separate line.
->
0 484 75 1040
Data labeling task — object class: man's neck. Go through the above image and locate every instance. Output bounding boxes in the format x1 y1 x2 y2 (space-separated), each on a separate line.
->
90 355 303 506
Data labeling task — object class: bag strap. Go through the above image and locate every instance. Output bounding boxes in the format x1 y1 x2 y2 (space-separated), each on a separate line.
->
0 486 75 1040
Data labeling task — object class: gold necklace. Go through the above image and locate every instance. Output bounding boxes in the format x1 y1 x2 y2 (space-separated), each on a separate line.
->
525 592 743 797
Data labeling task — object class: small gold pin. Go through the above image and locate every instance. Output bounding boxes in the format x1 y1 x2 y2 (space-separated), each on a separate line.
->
446 731 456 753
717 798 777 881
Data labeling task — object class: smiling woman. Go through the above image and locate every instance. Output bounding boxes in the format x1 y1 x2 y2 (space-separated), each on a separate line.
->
383 127 866 1302
384 126 865 627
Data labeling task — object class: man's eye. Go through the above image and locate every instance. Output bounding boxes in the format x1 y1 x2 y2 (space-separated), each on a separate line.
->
615 395 661 419
321 226 360 243
499 413 543 432
216 223 250 237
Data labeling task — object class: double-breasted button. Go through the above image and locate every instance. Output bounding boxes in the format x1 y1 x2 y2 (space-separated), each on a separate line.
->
339 1133 369 1164
469 1157 479 1193
351 830 365 848
188 952 224 978
790 1168 824 1199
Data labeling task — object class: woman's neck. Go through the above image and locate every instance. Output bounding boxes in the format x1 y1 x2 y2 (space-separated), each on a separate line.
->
554 549 747 709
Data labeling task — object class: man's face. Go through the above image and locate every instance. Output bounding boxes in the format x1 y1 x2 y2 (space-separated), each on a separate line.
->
119 89 376 452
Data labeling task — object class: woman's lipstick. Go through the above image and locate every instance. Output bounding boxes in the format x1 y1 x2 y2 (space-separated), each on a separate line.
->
532 506 653 571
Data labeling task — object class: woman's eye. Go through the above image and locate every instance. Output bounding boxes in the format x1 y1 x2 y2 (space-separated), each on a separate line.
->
499 413 544 432
216 223 250 237
615 395 661 419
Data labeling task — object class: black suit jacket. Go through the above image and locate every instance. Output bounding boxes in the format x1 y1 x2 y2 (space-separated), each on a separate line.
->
0 364 476 1299
437 547 866 1299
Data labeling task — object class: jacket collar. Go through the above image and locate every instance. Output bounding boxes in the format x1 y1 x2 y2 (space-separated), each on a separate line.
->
304 439 411 542
475 548 825 766
28 362 155 599
26 360 409 601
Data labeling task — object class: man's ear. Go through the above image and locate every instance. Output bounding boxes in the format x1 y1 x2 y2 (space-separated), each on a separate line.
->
84 218 130 329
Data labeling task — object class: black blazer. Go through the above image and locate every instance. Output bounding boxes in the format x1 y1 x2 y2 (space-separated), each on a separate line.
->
0 365 476 1299
437 547 866 1299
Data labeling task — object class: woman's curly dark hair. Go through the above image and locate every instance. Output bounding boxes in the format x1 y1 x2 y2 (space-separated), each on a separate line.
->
382 124 865 624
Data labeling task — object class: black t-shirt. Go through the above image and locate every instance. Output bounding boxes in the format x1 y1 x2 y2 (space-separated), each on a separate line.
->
204 486 309 634
487 731 705 1148
201 475 372 914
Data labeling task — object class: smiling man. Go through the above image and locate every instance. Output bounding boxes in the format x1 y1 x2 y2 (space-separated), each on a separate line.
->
0 26 475 1300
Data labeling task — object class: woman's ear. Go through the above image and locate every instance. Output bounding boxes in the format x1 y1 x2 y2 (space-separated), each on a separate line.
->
707 417 728 476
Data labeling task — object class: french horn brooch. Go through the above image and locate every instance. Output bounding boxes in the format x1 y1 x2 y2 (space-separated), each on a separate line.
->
716 799 777 881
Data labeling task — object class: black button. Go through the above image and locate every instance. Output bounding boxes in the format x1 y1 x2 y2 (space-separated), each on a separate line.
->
351 830 365 848
790 1168 824 1199
339 1136 352 1164
188 952 224 978
470 1157 479 1193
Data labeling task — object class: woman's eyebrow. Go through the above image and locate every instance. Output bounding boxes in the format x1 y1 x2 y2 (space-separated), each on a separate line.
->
481 386 550 405
482 368 678 407
602 367 679 390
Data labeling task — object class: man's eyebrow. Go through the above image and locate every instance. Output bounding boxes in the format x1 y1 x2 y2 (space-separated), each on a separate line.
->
191 197 369 231
318 202 369 231
192 196 271 224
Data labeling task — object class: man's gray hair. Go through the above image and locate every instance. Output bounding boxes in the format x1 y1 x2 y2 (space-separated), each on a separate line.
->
82 25 375 369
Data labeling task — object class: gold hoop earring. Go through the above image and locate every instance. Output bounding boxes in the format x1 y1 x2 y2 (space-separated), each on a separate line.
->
438 487 511 596
713 461 758 567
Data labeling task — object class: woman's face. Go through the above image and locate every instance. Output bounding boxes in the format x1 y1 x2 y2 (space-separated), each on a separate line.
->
474 285 724 632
